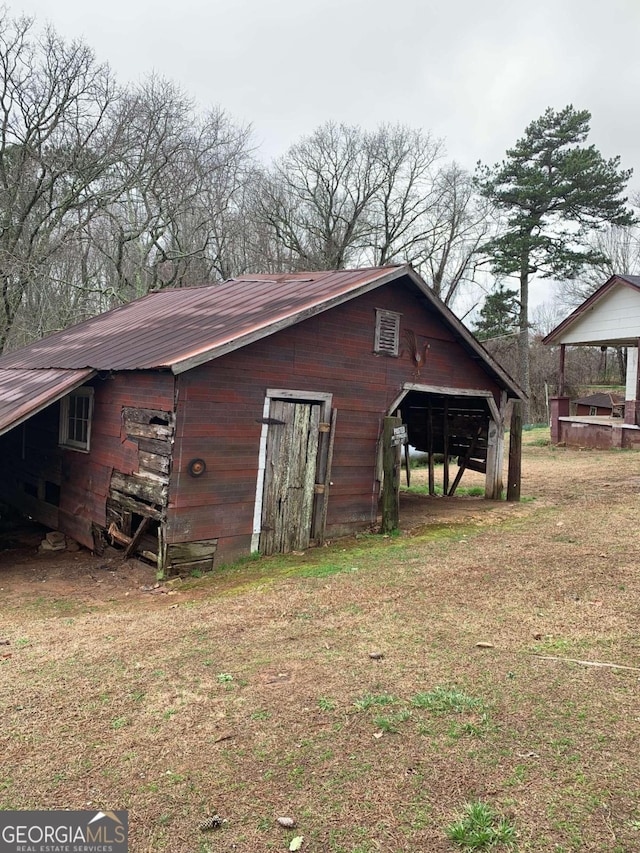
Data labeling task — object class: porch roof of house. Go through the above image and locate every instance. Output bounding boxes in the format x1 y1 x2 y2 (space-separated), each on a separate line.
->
543 274 640 347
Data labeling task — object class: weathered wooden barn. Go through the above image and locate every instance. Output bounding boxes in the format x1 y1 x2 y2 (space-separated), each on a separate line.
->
573 392 624 418
0 265 523 573
544 273 640 450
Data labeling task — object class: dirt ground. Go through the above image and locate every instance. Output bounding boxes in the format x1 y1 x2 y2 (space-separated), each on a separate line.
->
2 433 640 853
0 434 599 606
0 438 625 606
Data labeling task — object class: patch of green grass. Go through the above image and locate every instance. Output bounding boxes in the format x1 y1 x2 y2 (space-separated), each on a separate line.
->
216 672 233 683
402 484 485 497
447 714 491 740
531 636 573 654
354 692 397 711
297 562 351 578
529 436 550 447
250 709 271 721
318 697 336 711
373 709 411 733
411 687 485 714
446 801 516 850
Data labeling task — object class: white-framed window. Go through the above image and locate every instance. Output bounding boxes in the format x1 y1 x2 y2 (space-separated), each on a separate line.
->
589 406 598 416
374 309 401 356
59 388 94 451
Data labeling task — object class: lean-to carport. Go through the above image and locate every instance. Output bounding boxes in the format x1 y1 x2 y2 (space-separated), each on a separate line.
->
389 383 508 500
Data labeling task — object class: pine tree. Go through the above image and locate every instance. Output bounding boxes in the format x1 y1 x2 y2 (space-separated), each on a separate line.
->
473 284 519 341
475 105 635 410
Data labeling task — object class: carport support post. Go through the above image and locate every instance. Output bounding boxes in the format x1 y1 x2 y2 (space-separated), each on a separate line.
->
507 400 522 501
485 393 506 500
559 344 566 397
381 416 402 533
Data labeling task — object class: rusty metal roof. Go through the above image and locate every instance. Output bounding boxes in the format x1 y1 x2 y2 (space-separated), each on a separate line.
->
573 392 624 408
0 265 525 412
0 367 95 436
0 267 405 373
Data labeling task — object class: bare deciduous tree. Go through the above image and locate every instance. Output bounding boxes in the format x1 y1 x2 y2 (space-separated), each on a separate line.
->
558 213 640 307
413 163 494 308
364 124 444 265
257 122 389 270
0 12 127 350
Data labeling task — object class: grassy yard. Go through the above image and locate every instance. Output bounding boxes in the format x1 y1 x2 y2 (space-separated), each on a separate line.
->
1 435 640 852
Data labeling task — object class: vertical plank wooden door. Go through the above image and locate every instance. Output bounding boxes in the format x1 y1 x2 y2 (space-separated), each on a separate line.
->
261 400 322 555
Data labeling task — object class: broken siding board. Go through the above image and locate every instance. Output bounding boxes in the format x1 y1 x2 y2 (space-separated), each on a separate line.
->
122 406 175 426
138 450 171 475
124 421 174 441
168 558 214 574
106 502 132 536
108 491 164 520
137 437 174 457
110 471 168 505
167 539 218 562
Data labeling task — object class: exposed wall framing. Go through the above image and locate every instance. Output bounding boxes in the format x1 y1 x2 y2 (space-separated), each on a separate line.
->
106 406 175 570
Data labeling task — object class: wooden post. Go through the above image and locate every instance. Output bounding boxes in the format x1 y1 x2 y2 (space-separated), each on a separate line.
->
506 401 522 502
559 344 566 397
427 399 435 495
381 416 402 533
316 409 337 544
443 399 449 495
484 416 504 500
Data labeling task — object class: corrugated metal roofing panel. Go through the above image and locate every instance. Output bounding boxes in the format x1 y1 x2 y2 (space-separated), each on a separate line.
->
0 264 525 402
0 368 95 436
0 267 402 371
573 392 624 408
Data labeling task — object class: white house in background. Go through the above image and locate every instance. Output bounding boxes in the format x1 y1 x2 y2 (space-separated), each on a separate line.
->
543 273 640 449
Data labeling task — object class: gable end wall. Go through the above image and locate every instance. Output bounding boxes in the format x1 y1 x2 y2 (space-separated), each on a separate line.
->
167 282 502 562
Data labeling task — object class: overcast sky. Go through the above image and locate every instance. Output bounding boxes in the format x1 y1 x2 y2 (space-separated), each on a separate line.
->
8 0 640 307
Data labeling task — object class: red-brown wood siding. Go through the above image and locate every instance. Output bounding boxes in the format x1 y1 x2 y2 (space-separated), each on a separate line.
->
168 281 502 561
575 404 614 416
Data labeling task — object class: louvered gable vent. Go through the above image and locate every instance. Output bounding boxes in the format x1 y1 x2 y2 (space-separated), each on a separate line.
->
374 309 401 356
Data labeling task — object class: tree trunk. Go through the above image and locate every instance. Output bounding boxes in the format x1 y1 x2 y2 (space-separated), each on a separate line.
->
518 259 530 423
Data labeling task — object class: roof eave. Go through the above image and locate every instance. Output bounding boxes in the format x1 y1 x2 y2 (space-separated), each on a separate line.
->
0 368 96 437
542 274 636 345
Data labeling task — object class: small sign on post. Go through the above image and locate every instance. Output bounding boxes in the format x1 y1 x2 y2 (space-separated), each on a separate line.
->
390 424 408 446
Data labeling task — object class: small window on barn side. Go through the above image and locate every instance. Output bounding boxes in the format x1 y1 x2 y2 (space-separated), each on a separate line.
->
374 309 401 356
589 406 598 416
59 388 94 452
